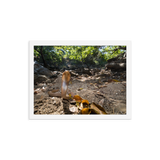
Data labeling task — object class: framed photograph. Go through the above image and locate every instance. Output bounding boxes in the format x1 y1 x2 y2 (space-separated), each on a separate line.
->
26 38 134 122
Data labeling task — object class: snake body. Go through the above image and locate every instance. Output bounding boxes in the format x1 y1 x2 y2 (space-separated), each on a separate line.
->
48 71 71 99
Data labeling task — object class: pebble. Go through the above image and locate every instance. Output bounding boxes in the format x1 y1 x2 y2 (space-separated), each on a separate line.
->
69 106 78 113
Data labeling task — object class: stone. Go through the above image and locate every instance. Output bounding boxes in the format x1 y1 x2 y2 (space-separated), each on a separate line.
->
34 74 48 83
34 61 53 77
69 105 78 113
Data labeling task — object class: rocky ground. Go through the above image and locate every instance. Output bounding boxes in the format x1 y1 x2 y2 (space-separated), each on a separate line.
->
34 60 126 115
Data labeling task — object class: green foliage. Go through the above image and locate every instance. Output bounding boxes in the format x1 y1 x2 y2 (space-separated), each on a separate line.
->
34 45 126 68
34 50 40 57
101 46 126 61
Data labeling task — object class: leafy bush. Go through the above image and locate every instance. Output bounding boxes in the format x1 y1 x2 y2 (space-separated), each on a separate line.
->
34 45 126 68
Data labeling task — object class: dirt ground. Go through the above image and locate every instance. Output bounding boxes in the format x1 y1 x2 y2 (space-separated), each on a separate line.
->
34 69 126 115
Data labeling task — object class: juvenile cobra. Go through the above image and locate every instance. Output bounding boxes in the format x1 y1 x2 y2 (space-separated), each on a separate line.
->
48 71 71 99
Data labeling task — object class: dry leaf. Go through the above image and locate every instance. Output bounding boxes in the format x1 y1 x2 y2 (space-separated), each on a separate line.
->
108 79 114 83
34 88 40 94
34 91 38 94
108 79 120 83
69 93 72 99
81 99 89 105
66 93 73 100
81 102 107 115
76 102 80 107
90 103 107 114
112 79 120 82
81 108 91 114
81 108 105 115
78 103 83 110
73 95 83 102
77 88 83 91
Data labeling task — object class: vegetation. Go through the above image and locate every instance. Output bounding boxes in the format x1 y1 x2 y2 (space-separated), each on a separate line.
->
34 45 126 68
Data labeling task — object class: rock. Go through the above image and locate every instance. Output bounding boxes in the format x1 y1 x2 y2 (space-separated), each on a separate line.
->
99 82 126 114
41 87 46 92
75 68 92 75
34 61 53 77
52 71 58 74
105 53 126 71
46 79 52 83
37 83 46 87
34 74 48 83
69 105 78 113
34 97 64 115
74 82 126 114
67 64 77 70
70 71 78 77
100 69 106 74
99 99 105 107
50 74 58 78
106 62 126 70
93 68 101 74
82 64 87 68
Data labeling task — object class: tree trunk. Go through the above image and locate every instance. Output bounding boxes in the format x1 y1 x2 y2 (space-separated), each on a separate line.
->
40 46 47 67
